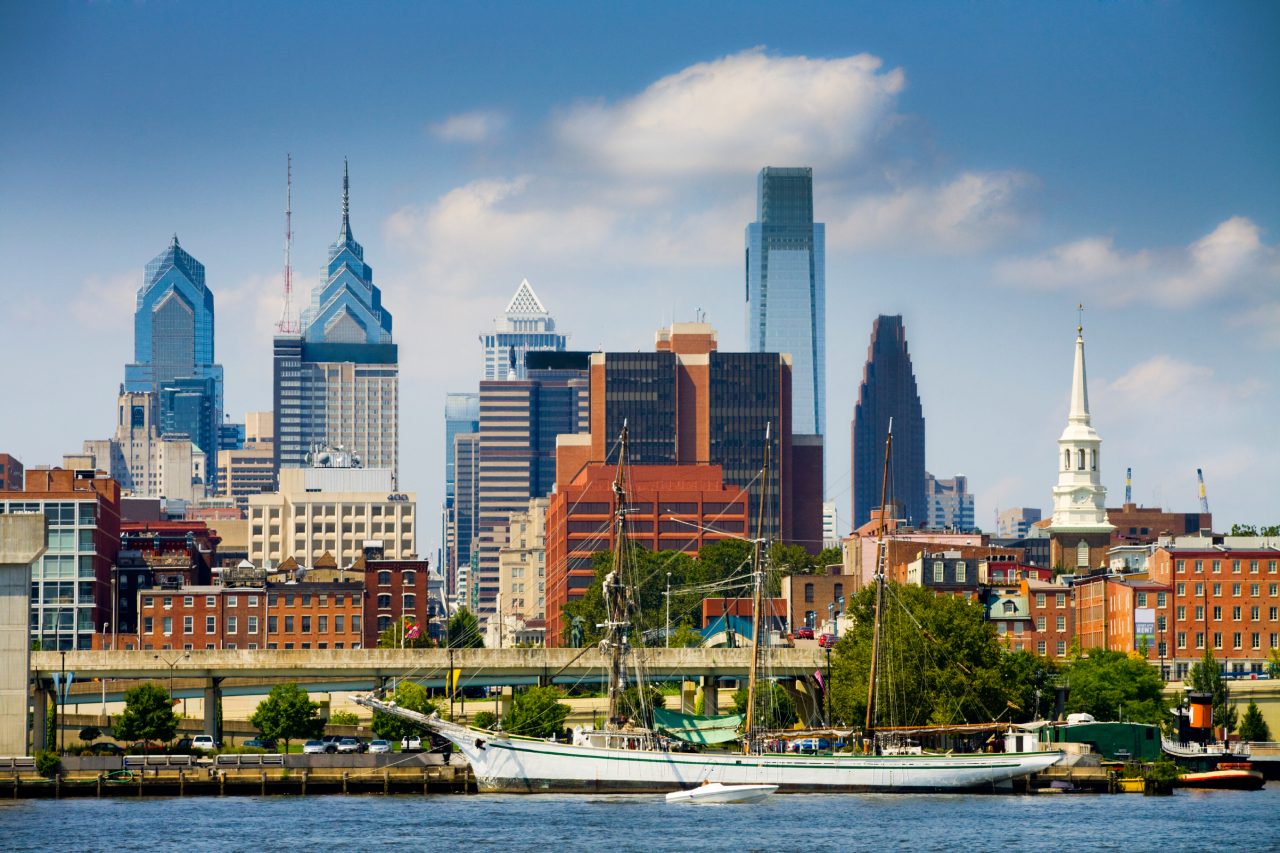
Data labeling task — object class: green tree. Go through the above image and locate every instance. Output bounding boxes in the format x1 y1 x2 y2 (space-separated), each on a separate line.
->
445 608 485 648
829 583 1015 727
667 623 704 648
378 615 434 649
114 682 178 748
1000 651 1059 724
471 710 497 730
732 681 798 731
249 683 324 751
78 726 102 742
1268 648 1280 679
1063 650 1168 725
327 710 359 727
617 684 666 728
1238 701 1270 742
371 681 441 742
1187 647 1237 734
504 686 571 739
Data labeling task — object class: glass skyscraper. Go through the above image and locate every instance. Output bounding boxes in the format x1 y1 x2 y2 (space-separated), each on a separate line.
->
125 236 224 461
745 167 826 437
274 162 399 480
851 315 926 529
480 279 566 380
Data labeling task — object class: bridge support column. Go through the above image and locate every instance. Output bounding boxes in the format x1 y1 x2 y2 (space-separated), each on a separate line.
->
1 516 45 757
680 681 698 715
32 680 51 753
700 674 718 716
203 677 224 742
780 677 824 727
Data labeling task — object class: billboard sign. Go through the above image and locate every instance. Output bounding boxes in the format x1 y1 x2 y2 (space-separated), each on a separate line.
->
1134 607 1156 650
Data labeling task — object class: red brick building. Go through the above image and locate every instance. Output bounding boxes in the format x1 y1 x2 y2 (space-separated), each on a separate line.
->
0 453 23 490
545 464 749 645
1024 579 1075 659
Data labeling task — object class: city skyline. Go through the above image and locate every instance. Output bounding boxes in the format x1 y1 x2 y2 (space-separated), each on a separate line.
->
2 4 1278 544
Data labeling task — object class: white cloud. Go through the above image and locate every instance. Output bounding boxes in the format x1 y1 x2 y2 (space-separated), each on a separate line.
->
429 110 508 143
71 272 137 329
556 48 906 177
1108 354 1214 402
996 216 1278 308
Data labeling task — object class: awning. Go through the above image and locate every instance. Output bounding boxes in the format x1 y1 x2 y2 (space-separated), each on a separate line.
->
653 708 745 745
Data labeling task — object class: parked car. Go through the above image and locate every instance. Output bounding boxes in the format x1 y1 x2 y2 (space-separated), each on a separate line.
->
401 735 422 752
174 737 193 751
302 740 328 755
319 735 342 754
336 737 365 754
192 735 219 751
243 738 277 750
83 742 124 756
368 739 391 754
817 633 839 648
794 626 814 640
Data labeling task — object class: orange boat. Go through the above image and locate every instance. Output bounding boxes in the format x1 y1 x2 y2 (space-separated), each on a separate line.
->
1177 763 1266 791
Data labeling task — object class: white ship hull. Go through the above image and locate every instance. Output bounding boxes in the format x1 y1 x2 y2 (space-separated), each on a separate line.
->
356 700 1062 794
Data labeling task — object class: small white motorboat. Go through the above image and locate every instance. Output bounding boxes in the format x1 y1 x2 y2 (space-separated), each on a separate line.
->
665 782 779 804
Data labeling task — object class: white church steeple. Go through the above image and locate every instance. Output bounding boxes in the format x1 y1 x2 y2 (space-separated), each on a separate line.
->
1049 314 1113 548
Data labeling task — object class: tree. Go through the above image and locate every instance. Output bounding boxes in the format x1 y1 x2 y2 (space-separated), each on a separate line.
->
732 682 798 731
1062 650 1167 725
617 684 665 728
1187 647 1237 734
445 608 484 648
1000 651 1059 724
115 682 178 748
829 583 1016 727
1229 524 1280 537
371 681 440 742
378 615 434 649
668 623 704 648
1238 701 1270 743
249 683 324 751
1268 647 1280 679
504 686 571 739
78 726 102 742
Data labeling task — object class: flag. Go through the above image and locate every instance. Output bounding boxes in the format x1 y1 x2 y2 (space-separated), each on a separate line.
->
447 668 462 697
404 622 420 640
813 669 825 691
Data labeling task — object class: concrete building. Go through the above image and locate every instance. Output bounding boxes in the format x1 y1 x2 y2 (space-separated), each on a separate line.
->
997 507 1042 539
497 498 548 626
822 501 840 548
851 315 926 529
82 389 207 501
746 166 826 437
545 464 750 644
480 279 567 382
1047 324 1114 571
274 163 398 480
925 473 975 531
0 515 45 756
247 466 415 567
217 411 275 511
0 468 121 649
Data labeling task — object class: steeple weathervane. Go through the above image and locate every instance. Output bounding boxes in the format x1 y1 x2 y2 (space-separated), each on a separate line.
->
1077 302 1083 336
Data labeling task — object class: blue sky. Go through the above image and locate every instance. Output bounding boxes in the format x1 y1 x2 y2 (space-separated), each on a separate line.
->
2 2 1277 542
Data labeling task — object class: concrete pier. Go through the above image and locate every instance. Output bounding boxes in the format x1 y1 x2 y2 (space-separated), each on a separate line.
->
0 515 47 756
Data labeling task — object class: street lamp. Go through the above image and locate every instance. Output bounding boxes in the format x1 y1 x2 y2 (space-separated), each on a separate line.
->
824 645 832 727
154 651 190 702
665 573 672 648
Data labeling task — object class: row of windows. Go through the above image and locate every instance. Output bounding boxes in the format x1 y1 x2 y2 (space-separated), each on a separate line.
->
1171 582 1278 598
1178 605 1280 622
143 613 361 635
1176 632 1280 651
1034 593 1070 608
1176 558 1278 574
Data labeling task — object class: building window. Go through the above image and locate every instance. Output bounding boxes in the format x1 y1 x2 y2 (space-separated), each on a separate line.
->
834 583 843 601
1177 632 1187 649
1037 640 1047 655
184 596 194 607
1076 449 1085 471
403 594 416 611
183 616 193 634
301 616 311 633
1063 449 1070 470
1176 560 1185 573
377 594 392 609
268 616 277 633
1233 606 1242 621
1211 560 1220 574
248 596 259 607
352 615 361 634
318 616 327 633
248 616 258 634
1157 592 1167 608
1137 592 1147 607
1158 615 1167 631
1056 641 1066 656
143 596 154 608
804 583 814 603
1195 583 1204 596
1232 632 1242 650
1056 615 1066 631
933 561 944 583
227 616 238 633
377 615 391 633
403 571 416 586
1195 632 1205 649
1252 633 1261 650
955 561 966 583
1213 583 1221 597
335 615 344 633
378 571 392 586
143 616 153 634
285 616 294 632
1056 593 1066 608
205 616 216 634
1036 616 1046 631
1213 632 1223 649
1077 541 1089 568
1036 593 1046 608
1195 560 1204 574
206 596 216 608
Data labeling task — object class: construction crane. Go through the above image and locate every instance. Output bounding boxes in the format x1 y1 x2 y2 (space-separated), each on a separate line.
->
1196 468 1210 514
1125 468 1132 505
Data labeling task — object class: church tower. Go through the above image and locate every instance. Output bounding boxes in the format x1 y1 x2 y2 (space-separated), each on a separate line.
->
1047 318 1113 570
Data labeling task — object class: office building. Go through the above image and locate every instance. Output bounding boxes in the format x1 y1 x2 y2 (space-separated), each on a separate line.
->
82 390 206 502
0 454 23 491
274 162 398 480
851 315 926 529
124 236 224 469
925 473 976 531
247 465 415 567
496 497 548 635
0 468 121 650
217 412 275 512
746 167 826 436
480 279 566 381
441 393 479 593
452 432 481 606
997 508 1043 539
473 353 590 620
1046 324 1114 570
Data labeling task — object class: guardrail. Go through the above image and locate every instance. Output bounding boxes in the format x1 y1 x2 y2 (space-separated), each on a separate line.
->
0 757 35 771
214 753 285 767
124 754 194 768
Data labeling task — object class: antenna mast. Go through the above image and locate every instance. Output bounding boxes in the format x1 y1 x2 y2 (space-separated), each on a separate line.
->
276 153 300 335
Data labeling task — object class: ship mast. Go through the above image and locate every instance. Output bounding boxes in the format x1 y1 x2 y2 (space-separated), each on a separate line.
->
604 424 631 729
742 422 771 754
864 418 894 742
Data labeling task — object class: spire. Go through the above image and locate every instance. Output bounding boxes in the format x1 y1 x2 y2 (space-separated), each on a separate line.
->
339 158 353 243
172 233 180 248
1068 308 1090 425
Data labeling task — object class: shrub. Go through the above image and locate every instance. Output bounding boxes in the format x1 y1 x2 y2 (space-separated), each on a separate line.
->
328 710 360 727
471 711 497 730
35 750 61 778
79 726 102 742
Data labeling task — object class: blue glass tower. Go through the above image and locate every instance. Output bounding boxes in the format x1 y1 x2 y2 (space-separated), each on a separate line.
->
745 167 826 437
125 235 224 459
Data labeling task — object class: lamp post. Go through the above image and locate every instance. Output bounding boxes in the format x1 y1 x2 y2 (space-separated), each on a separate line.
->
154 651 190 702
665 573 672 648
825 645 832 727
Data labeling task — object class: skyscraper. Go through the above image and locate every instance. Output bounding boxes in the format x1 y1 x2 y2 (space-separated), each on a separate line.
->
274 162 399 481
746 167 826 437
851 315 926 529
480 279 566 381
442 392 479 593
125 236 224 466
924 472 976 531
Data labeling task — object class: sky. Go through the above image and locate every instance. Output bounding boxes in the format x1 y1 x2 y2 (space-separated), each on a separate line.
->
2 2 1277 548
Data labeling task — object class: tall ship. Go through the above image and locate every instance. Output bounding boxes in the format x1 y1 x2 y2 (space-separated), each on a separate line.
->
359 424 1062 793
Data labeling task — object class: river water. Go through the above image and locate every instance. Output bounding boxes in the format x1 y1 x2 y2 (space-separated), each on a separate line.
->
2 787 1278 852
